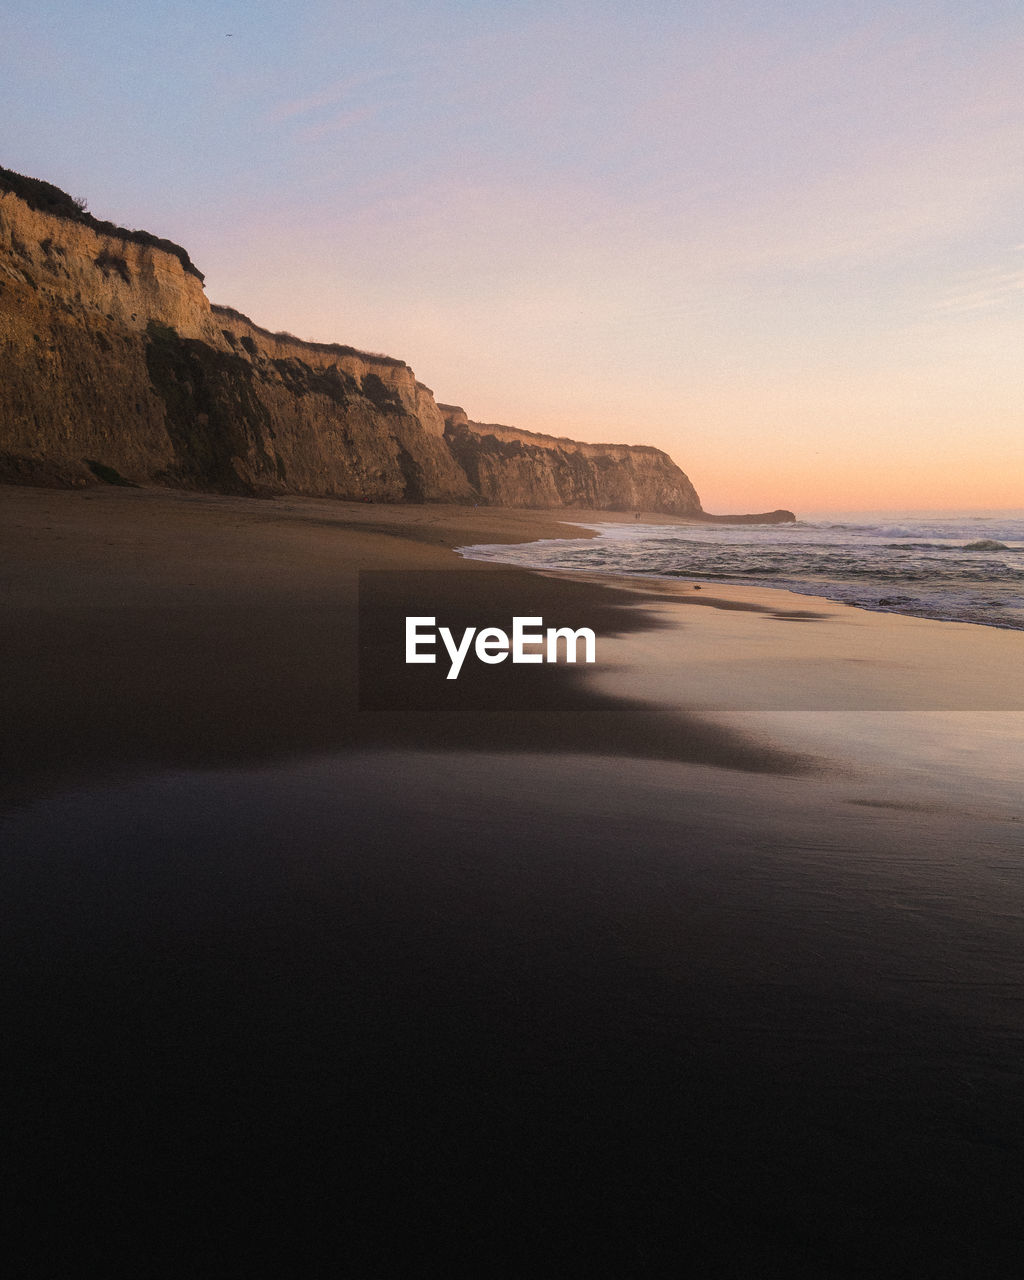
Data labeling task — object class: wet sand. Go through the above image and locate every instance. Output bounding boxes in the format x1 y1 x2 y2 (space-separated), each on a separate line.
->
0 485 816 803
3 484 1024 1275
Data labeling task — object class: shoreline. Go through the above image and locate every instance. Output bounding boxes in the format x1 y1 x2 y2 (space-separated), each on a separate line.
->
457 514 1024 634
0 484 821 806
4 481 1022 818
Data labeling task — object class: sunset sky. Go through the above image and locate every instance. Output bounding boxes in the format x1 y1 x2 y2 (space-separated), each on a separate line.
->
4 0 1023 513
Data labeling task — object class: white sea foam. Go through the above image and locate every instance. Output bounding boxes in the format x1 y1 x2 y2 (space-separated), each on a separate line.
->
459 516 1024 630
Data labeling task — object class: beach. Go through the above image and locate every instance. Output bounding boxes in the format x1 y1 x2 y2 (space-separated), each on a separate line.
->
4 484 1023 1274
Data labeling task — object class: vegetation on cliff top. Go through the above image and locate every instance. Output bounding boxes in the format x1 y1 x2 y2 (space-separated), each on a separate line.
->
0 164 204 282
438 406 676 456
211 304 409 370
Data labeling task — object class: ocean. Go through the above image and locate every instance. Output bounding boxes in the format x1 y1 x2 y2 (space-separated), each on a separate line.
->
459 513 1024 630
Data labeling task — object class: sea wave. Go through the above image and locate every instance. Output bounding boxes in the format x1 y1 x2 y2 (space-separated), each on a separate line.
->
458 515 1024 630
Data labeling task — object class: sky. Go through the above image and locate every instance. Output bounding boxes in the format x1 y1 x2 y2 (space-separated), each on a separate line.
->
3 0 1023 513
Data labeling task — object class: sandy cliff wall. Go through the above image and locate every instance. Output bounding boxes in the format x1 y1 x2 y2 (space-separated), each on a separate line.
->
441 407 705 515
0 186 470 500
1 172 792 518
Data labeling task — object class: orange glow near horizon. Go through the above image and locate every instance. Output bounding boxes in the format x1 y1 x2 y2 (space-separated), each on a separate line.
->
6 2 1024 516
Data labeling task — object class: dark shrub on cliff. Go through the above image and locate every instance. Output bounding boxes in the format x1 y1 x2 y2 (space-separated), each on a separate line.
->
0 165 204 282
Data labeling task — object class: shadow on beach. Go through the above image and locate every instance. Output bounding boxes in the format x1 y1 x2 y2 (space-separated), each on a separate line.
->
1 503 817 807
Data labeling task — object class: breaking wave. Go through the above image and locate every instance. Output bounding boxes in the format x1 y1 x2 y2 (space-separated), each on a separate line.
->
459 515 1024 630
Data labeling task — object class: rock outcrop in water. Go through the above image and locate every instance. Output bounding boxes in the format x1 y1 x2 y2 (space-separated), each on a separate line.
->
0 167 793 520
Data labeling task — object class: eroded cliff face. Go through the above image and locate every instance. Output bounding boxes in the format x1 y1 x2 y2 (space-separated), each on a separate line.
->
441 407 705 515
0 187 470 500
1 174 792 518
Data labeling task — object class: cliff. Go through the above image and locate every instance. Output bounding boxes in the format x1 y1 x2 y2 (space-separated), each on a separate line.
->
0 168 793 519
0 175 470 501
441 407 704 515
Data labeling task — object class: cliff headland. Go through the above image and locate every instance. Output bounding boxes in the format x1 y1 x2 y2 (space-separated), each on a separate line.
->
0 167 793 521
